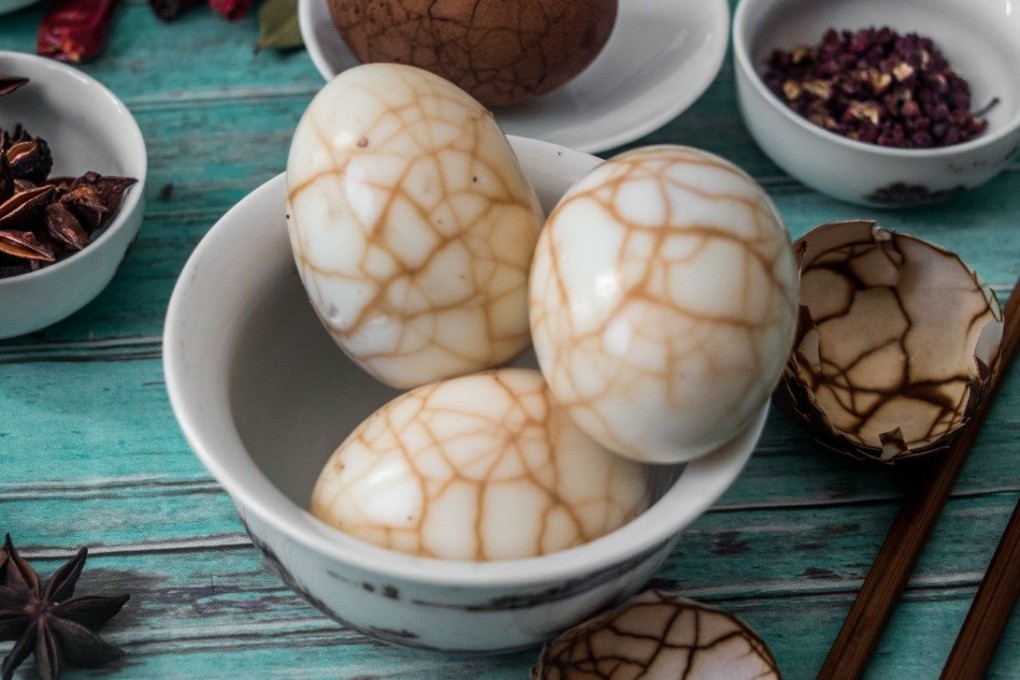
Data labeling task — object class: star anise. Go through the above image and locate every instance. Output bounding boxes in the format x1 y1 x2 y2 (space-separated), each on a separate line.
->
2 126 53 185
0 535 130 680
0 77 29 98
0 131 137 279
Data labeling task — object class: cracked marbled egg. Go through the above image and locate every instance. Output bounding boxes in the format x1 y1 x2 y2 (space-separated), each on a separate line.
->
286 63 543 390
532 590 781 680
326 0 618 107
529 146 799 464
310 368 652 561
776 220 1004 463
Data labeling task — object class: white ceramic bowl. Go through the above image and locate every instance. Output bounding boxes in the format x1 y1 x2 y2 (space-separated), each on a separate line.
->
733 0 1020 207
298 0 730 154
164 136 768 653
0 51 147 339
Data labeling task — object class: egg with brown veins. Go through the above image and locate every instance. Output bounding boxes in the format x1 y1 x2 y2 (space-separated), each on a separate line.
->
286 63 544 390
532 590 782 680
310 368 652 561
327 0 618 108
529 146 799 464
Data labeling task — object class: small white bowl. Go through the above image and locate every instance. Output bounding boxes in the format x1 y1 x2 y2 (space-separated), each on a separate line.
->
298 0 730 154
164 136 767 653
0 51 147 339
733 0 1020 207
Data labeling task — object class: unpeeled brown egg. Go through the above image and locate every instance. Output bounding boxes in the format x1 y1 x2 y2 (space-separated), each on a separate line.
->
529 146 799 464
310 368 652 561
327 0 618 108
286 63 543 390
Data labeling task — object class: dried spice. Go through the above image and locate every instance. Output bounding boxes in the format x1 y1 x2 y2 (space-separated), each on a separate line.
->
532 590 781 679
776 220 1003 464
37 0 121 63
763 27 993 148
0 77 29 98
0 120 137 279
0 534 130 680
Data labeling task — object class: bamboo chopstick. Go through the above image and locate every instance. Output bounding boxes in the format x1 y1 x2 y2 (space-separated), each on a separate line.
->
816 275 1020 680
940 493 1020 679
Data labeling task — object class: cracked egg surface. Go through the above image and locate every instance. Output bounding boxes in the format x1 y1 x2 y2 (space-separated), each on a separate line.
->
286 63 543 389
529 146 799 464
532 590 781 680
310 368 652 561
326 0 618 108
779 220 1003 463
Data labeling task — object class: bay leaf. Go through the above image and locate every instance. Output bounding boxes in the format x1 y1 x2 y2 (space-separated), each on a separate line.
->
257 0 303 51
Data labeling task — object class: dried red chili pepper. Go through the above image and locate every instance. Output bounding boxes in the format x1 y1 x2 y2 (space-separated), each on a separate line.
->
37 0 121 64
208 0 253 21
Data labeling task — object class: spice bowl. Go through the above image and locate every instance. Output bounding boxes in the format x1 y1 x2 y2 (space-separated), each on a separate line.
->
0 51 146 339
164 135 768 653
733 0 1020 207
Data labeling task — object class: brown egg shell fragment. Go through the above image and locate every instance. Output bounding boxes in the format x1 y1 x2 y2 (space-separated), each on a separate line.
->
531 589 782 680
776 220 1003 464
327 0 618 108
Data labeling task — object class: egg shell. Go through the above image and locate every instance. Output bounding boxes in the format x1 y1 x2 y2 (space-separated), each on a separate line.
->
309 367 652 561
286 63 544 389
529 145 799 464
326 0 618 108
532 590 781 680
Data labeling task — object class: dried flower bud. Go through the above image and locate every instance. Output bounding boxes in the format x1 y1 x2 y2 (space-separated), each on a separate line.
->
6 135 53 184
45 201 89 251
0 229 56 262
0 184 57 231
532 590 781 680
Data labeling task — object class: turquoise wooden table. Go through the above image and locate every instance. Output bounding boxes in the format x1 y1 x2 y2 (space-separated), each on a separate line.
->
2 2 1019 678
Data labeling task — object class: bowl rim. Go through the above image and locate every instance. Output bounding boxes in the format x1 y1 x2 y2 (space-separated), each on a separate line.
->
163 136 764 588
0 50 148 287
731 0 1020 158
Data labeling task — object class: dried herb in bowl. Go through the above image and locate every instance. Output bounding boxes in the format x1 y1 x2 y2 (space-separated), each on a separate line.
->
0 78 138 280
762 26 994 148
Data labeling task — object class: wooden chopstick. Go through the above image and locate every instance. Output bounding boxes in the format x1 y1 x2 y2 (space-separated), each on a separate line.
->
940 492 1020 679
816 274 1020 680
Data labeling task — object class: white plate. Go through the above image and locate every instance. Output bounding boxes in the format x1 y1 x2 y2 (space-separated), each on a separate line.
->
299 0 730 153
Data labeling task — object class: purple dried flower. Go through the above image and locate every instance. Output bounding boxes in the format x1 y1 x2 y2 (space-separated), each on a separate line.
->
761 25 993 149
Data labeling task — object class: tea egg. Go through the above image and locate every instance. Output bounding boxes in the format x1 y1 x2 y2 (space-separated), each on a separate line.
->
286 63 543 389
327 0 618 108
529 146 799 464
310 368 652 561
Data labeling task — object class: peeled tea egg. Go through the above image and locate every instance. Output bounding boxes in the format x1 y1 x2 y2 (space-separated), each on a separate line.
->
326 0 618 108
309 368 652 561
532 590 781 680
529 146 799 464
286 63 543 389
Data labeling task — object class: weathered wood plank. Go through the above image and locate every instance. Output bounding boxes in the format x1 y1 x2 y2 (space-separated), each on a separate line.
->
2 353 1017 506
5 476 1019 612
2 543 1018 680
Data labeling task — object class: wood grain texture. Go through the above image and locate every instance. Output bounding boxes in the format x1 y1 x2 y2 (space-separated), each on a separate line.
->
0 1 1018 679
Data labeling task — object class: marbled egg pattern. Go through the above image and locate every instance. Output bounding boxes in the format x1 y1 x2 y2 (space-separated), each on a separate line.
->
286 63 543 389
310 368 651 561
529 146 798 464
